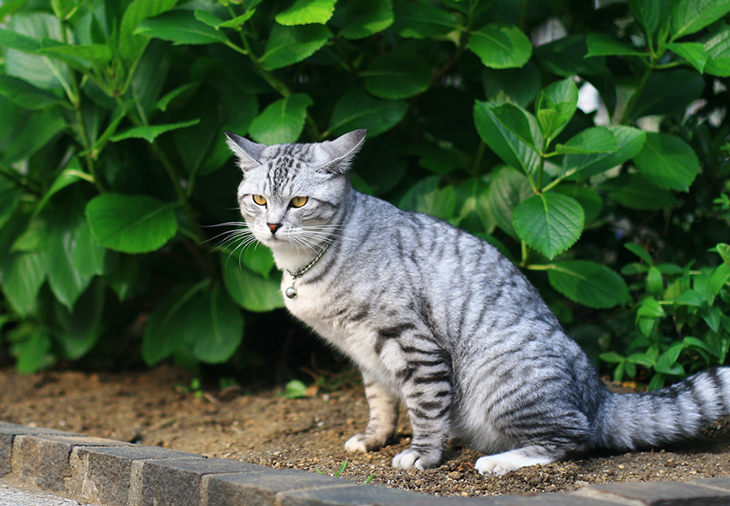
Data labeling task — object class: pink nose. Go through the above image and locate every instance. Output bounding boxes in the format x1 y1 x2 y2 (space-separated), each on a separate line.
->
268 223 281 233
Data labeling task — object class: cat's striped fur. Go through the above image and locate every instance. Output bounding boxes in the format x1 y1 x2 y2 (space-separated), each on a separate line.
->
225 129 730 475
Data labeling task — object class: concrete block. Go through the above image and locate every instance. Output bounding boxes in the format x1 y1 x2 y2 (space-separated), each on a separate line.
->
70 445 202 506
494 491 627 505
575 480 730 505
130 457 269 506
277 483 497 506
10 434 131 493
0 423 83 477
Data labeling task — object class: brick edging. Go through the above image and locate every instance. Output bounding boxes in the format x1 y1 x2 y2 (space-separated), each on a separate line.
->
2 421 730 505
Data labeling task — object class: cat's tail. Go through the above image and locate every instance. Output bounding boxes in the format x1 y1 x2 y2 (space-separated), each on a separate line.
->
594 366 730 451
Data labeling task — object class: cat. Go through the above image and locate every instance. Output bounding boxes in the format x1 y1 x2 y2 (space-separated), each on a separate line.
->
225 129 730 476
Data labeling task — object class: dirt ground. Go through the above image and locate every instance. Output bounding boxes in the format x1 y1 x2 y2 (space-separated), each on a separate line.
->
2 365 730 498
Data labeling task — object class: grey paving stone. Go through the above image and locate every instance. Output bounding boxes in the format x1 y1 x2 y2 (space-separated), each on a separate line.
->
70 445 203 506
10 435 131 493
202 468 352 506
691 477 730 491
575 481 730 505
493 490 626 505
0 423 83 477
129 456 269 506
277 484 498 506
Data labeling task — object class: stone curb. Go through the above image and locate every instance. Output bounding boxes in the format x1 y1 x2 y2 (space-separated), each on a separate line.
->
2 421 730 505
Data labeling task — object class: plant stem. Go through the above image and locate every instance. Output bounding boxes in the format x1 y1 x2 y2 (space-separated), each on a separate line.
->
620 67 653 125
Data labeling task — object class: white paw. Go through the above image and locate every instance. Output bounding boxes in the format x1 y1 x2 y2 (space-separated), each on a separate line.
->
392 449 424 470
344 434 368 453
475 451 554 476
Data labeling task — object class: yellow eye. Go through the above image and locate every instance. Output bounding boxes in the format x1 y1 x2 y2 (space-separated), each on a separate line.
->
252 195 267 206
290 196 308 208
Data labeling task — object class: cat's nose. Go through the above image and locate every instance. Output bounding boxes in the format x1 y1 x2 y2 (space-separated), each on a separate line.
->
268 223 282 234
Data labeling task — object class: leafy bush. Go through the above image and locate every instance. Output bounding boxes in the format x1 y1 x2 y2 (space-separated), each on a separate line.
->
0 0 728 387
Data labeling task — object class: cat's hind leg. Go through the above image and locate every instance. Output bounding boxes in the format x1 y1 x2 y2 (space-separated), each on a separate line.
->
474 445 561 476
345 374 399 453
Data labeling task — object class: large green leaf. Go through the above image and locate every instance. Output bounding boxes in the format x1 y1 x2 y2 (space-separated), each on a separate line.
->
468 23 532 69
598 173 676 210
119 0 178 62
248 93 313 145
53 279 104 360
186 286 244 364
633 133 699 192
630 69 703 120
547 261 629 309
535 36 608 77
327 88 407 138
222 259 284 312
72 218 106 277
111 119 200 144
260 23 331 70
474 100 542 177
86 193 178 254
489 103 539 151
487 166 534 239
47 207 94 310
36 42 113 66
666 42 708 74
0 75 65 110
14 327 53 374
563 125 646 179
34 157 93 218
555 127 617 155
340 0 393 40
585 33 646 57
1 251 47 317
0 107 67 165
482 63 542 108
513 193 585 259
627 0 673 38
671 0 730 41
135 10 230 45
534 78 578 140
363 49 432 100
704 25 730 77
392 2 459 39
275 0 336 25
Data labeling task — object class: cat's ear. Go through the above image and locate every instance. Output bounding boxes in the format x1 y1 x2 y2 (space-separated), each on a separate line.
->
225 132 265 170
316 129 367 174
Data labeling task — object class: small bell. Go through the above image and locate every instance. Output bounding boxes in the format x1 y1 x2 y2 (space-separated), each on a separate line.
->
285 286 297 299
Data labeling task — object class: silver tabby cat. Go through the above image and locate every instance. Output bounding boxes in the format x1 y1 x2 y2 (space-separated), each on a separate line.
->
225 129 730 475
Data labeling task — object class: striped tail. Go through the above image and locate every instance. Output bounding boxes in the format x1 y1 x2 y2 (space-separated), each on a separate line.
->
594 367 730 451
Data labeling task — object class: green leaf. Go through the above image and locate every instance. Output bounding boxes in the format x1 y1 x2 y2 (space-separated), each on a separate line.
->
119 0 178 63
553 186 603 224
53 279 104 360
363 49 432 100
628 0 673 37
674 289 706 306
35 157 93 218
482 62 542 108
51 0 80 20
392 2 459 39
534 36 608 77
86 193 178 254
248 93 313 145
468 23 532 69
0 75 65 110
598 173 676 210
14 328 53 374
666 42 708 73
0 107 67 165
111 119 200 143
489 103 539 151
135 10 231 45
717 243 730 268
275 0 336 25
547 261 629 309
671 0 730 41
340 0 393 40
647 266 664 297
704 25 730 77
142 282 208 366
632 132 699 192
684 336 720 356
193 9 226 29
710 262 730 296
555 127 617 155
222 259 285 312
627 352 656 366
0 251 48 317
72 218 106 277
219 11 257 29
222 245 276 279
625 242 653 265
187 286 244 364
600 352 626 364
513 193 585 259
260 23 331 70
486 166 534 239
585 33 646 57
327 88 407 138
47 210 94 310
0 27 42 53
37 43 113 65
629 69 703 120
534 78 578 140
473 100 542 177
563 125 646 180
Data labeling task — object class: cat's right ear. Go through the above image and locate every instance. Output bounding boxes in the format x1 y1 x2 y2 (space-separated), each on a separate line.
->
225 132 265 170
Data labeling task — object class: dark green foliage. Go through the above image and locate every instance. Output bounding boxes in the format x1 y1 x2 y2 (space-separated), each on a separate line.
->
0 0 729 388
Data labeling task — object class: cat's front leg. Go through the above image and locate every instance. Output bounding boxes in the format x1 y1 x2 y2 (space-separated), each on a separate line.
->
345 372 398 453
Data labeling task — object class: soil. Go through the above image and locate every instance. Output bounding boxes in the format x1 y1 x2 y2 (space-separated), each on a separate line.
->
2 365 730 498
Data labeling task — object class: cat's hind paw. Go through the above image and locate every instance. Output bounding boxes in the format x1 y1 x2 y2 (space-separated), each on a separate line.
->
345 434 383 453
392 449 442 471
475 450 554 476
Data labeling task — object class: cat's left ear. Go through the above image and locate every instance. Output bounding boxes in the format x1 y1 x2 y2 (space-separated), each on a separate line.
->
316 129 367 174
225 132 265 171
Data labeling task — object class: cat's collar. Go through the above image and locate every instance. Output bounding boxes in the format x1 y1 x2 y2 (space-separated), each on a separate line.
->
285 243 330 299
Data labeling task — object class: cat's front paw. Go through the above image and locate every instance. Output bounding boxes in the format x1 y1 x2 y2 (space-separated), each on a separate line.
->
474 456 517 476
345 434 385 453
392 449 442 471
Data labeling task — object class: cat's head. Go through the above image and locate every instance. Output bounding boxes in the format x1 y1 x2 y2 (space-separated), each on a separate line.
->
224 130 366 255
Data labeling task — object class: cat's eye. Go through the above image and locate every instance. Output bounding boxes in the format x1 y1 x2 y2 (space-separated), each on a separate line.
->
252 194 267 206
290 196 308 208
